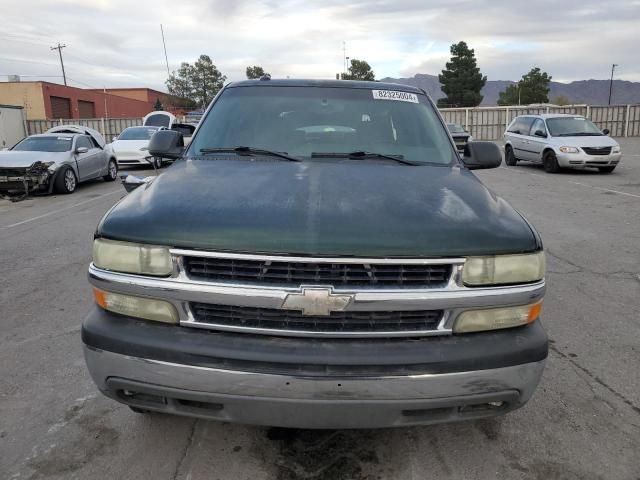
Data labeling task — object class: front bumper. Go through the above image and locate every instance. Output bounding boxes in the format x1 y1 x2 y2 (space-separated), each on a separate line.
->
0 172 51 192
114 153 153 166
85 346 545 428
82 308 548 428
556 151 622 168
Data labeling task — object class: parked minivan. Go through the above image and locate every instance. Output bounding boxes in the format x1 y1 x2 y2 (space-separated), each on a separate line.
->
504 114 622 173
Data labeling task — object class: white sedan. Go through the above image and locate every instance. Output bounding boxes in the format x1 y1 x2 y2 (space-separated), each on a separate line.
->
111 126 164 169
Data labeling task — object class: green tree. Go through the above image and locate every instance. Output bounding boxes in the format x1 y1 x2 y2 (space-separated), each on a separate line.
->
342 59 375 81
191 55 226 107
165 56 226 108
246 65 268 79
497 67 552 106
437 41 486 108
551 95 570 106
166 62 194 100
153 98 164 110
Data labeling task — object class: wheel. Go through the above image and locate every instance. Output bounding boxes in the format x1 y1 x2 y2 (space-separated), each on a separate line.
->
504 145 517 166
153 157 162 169
103 159 118 181
543 150 560 173
55 166 77 194
129 406 152 414
598 166 616 174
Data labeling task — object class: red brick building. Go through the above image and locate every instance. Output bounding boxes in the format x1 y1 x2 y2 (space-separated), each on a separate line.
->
92 88 188 116
0 81 184 120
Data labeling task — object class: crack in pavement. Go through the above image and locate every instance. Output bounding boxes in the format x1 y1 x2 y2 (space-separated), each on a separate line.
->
550 345 640 416
545 249 637 279
172 419 198 480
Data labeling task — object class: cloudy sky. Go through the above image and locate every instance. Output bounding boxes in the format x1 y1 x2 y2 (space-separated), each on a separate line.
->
1 0 639 91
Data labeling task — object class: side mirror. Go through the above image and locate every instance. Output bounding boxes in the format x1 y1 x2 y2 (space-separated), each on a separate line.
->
461 141 502 170
148 130 184 160
602 128 610 135
534 130 547 138
112 136 118 142
76 147 89 154
120 174 153 193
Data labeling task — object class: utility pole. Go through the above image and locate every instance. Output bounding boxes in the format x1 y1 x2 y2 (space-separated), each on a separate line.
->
160 24 170 78
342 41 346 79
50 43 67 86
608 63 618 105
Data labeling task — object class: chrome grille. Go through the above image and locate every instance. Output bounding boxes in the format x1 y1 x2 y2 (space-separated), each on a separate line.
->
582 146 612 156
190 302 444 336
183 256 452 288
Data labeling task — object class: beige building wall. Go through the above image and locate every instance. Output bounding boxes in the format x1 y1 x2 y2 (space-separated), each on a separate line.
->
0 82 46 119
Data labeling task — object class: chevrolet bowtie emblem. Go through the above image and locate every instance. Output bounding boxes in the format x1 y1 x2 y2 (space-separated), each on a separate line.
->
281 287 353 316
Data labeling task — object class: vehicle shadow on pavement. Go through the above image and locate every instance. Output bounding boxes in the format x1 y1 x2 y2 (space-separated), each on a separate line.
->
507 162 612 176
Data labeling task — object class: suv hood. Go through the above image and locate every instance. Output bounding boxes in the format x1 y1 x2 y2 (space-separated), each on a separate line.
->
548 135 619 148
98 158 539 257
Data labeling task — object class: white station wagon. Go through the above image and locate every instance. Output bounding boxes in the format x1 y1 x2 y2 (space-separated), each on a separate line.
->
504 114 622 173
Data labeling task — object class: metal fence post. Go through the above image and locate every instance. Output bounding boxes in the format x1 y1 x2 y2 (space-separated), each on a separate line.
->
586 105 590 119
21 107 28 137
465 108 469 130
101 117 106 137
625 105 630 137
505 107 509 130
59 118 63 126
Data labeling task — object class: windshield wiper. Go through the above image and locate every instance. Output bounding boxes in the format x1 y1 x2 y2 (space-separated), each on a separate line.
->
198 146 301 162
557 132 602 137
310 151 419 166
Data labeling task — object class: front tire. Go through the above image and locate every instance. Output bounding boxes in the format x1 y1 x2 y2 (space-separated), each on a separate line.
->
103 159 118 181
598 166 616 174
543 151 560 173
55 166 77 194
505 145 517 166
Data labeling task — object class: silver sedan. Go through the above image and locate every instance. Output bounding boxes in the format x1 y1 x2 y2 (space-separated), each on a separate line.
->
0 127 118 195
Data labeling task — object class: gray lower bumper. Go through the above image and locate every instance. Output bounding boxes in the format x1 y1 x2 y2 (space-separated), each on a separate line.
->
84 346 545 428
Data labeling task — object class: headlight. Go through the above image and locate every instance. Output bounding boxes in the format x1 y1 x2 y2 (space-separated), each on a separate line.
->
94 288 178 323
453 301 542 333
462 252 545 286
93 238 172 276
612 146 621 153
559 146 579 153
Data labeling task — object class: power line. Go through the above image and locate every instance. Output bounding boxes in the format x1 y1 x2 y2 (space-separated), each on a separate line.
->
50 42 67 86
0 55 59 67
0 33 51 47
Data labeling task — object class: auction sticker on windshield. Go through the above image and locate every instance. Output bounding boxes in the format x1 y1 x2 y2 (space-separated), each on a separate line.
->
372 90 419 103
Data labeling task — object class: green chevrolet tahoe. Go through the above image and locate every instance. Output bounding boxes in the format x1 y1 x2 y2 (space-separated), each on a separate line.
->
82 79 547 429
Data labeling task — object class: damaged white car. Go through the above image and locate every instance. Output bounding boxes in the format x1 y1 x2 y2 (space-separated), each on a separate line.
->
0 125 117 196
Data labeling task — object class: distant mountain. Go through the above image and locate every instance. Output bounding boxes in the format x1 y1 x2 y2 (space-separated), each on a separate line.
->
380 73 640 106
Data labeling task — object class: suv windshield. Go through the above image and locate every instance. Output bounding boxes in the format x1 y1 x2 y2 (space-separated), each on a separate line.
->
190 86 456 165
13 136 73 152
547 117 603 136
118 127 159 140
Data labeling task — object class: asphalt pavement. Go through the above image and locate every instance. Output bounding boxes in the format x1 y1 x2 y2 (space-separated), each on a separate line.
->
1 141 639 480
